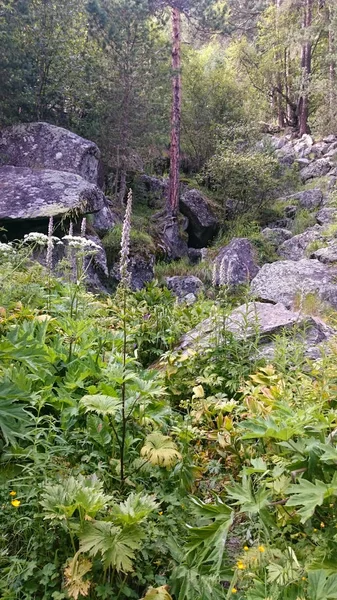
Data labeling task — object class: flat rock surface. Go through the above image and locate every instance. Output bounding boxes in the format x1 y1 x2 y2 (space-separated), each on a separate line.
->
0 122 100 184
179 301 334 351
250 258 337 308
0 165 105 220
278 225 325 260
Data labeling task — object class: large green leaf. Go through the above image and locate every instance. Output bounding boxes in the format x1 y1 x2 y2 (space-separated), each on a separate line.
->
79 521 144 572
286 478 337 523
111 492 158 526
140 432 181 468
80 394 120 417
185 496 234 572
226 476 270 515
308 570 337 600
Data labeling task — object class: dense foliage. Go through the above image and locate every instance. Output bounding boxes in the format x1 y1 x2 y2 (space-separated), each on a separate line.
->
1 235 337 600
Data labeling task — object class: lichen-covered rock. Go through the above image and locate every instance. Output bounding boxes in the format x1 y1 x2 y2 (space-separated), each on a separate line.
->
111 255 155 291
92 202 120 237
180 188 219 247
0 166 106 221
250 258 337 308
179 301 334 355
278 225 325 260
311 244 337 264
165 275 203 301
300 158 333 182
261 227 293 247
138 174 168 209
287 188 323 209
213 238 259 286
0 122 100 184
316 207 337 226
284 205 298 219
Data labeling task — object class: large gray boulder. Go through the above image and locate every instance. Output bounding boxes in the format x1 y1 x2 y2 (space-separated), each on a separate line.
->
0 122 100 184
278 225 325 260
300 158 333 182
180 189 219 247
179 301 333 357
165 275 203 301
213 238 259 286
286 188 323 210
316 207 337 226
250 258 337 308
0 166 106 221
311 244 337 264
261 227 292 247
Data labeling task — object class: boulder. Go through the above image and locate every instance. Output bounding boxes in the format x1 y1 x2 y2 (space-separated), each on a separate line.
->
250 258 337 308
165 275 203 301
152 211 188 259
300 158 333 182
323 135 337 144
179 301 334 356
213 238 259 286
286 188 323 210
84 234 109 291
275 145 296 166
180 189 219 247
92 202 120 237
187 247 207 264
278 225 325 260
261 227 293 247
316 207 337 226
0 166 107 221
111 255 155 291
0 122 100 184
311 244 337 264
139 175 168 209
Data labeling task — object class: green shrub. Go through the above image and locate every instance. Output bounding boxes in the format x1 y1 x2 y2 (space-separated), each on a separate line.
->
204 149 285 217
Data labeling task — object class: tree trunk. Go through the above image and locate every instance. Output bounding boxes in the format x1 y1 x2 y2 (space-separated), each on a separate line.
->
329 5 336 116
298 0 312 136
168 6 182 216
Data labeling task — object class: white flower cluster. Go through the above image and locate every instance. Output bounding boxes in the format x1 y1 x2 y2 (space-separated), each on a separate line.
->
24 232 62 246
63 235 101 252
0 242 16 255
120 189 133 288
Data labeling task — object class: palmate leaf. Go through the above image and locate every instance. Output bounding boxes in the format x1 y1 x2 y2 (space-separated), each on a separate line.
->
308 570 337 600
286 478 337 523
41 475 112 520
80 394 120 417
140 432 181 468
79 521 144 572
111 492 159 526
185 497 234 573
226 476 270 515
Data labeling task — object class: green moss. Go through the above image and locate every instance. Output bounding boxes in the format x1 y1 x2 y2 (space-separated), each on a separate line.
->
103 225 156 267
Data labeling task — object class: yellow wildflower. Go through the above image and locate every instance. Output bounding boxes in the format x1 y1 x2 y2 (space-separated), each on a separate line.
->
9 491 16 497
258 545 265 553
302 577 307 581
159 511 163 516
232 588 237 594
243 545 249 551
320 522 325 528
237 560 246 570
313 528 318 532
11 499 20 508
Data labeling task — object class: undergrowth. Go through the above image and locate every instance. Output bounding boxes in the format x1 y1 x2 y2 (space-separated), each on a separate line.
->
1 241 337 600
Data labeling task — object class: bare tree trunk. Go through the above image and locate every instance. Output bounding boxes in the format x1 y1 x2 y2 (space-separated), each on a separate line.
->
329 5 336 116
168 6 182 216
299 0 312 136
